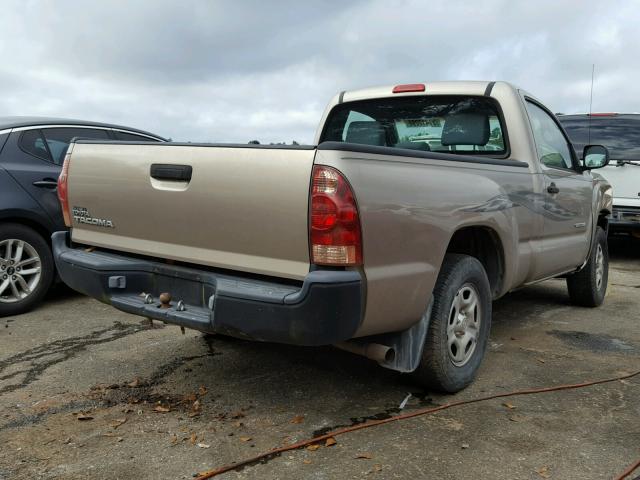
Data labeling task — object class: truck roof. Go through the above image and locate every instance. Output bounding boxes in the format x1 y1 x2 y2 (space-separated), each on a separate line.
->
557 113 640 118
338 81 518 104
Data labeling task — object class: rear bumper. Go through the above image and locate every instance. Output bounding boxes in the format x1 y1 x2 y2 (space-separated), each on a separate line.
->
52 232 363 346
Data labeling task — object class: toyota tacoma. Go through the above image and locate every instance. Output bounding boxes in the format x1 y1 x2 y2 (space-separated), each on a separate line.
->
52 81 612 392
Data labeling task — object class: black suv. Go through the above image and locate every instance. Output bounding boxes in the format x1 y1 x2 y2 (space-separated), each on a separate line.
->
0 117 165 316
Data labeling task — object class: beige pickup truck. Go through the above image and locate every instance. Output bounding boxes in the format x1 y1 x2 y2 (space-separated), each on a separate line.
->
53 81 612 392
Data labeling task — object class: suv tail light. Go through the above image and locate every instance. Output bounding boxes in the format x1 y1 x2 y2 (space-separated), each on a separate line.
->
310 165 362 265
58 151 72 227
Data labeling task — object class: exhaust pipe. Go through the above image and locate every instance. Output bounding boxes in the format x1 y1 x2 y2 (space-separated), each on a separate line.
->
335 341 395 364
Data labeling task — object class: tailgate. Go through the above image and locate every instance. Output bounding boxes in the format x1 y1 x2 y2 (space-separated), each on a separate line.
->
66 142 316 280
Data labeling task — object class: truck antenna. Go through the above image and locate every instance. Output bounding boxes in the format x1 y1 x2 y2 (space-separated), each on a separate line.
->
588 64 595 144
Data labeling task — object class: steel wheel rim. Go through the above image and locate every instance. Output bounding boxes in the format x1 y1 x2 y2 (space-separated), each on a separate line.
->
446 283 481 367
595 243 604 290
0 239 42 303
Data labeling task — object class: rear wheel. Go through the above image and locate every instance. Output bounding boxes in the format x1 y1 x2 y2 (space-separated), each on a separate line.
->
412 254 492 393
0 224 54 317
566 226 608 307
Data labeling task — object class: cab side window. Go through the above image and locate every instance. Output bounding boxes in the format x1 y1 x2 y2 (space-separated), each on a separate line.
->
42 127 110 165
18 129 52 162
525 101 573 169
114 131 159 142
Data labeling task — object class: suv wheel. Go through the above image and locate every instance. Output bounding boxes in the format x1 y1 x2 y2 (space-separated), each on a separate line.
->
412 254 492 393
0 224 54 317
566 226 608 307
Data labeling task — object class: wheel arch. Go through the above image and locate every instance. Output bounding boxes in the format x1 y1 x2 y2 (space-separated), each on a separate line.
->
0 210 57 246
444 225 506 298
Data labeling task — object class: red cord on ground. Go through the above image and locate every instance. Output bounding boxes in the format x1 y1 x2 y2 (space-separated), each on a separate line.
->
615 457 640 480
195 369 640 480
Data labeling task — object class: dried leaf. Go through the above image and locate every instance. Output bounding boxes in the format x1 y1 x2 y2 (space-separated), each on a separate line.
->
199 385 207 396
535 358 546 364
110 418 128 429
170 434 178 445
128 378 141 388
190 433 197 445
153 405 171 413
240 436 252 442
502 402 516 410
373 464 383 472
290 415 305 424
183 393 197 402
76 414 93 421
356 452 373 459
325 437 337 447
306 444 321 451
233 421 244 428
536 466 551 478
197 443 211 449
303 459 312 465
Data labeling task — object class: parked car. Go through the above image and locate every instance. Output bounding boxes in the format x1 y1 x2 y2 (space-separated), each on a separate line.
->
52 82 611 392
558 113 640 236
0 117 166 316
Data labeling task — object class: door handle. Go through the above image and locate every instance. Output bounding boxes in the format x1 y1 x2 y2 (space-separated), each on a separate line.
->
547 183 560 194
150 164 192 182
32 179 58 189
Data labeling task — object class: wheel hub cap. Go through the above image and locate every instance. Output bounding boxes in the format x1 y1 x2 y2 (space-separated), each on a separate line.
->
595 244 604 290
446 284 481 367
0 239 42 304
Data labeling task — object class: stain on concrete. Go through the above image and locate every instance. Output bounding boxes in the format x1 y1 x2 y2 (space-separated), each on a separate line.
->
549 330 637 353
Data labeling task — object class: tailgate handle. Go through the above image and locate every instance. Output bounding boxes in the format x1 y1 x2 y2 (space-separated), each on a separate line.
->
150 164 192 182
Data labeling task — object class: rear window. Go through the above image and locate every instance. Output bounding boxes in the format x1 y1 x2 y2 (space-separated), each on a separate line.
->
320 96 506 155
558 115 640 161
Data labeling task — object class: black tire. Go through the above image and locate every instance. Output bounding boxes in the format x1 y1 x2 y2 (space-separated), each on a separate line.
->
412 254 492 393
566 226 608 307
0 223 54 317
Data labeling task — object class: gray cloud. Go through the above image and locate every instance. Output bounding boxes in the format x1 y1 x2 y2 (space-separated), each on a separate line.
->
1 0 638 143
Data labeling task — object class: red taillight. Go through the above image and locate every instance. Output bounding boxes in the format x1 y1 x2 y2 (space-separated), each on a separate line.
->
589 113 617 117
392 83 425 93
310 165 362 266
58 153 71 227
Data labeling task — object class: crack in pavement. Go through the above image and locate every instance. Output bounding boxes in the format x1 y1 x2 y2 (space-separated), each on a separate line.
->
0 346 218 433
0 321 151 396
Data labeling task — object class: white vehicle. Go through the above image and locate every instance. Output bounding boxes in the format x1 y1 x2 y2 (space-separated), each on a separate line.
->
559 113 640 236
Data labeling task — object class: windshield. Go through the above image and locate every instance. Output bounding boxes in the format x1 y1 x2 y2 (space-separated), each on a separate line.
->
558 115 640 161
320 95 506 155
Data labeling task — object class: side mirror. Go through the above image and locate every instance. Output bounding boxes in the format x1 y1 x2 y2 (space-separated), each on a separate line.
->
582 145 609 169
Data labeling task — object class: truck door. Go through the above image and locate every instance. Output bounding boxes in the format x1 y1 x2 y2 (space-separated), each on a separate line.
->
525 100 592 276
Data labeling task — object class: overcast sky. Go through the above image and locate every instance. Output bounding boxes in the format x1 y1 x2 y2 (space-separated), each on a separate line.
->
1 0 639 143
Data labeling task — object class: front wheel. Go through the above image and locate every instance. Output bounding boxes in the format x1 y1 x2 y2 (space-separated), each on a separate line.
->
566 226 608 307
0 224 54 317
412 254 492 393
